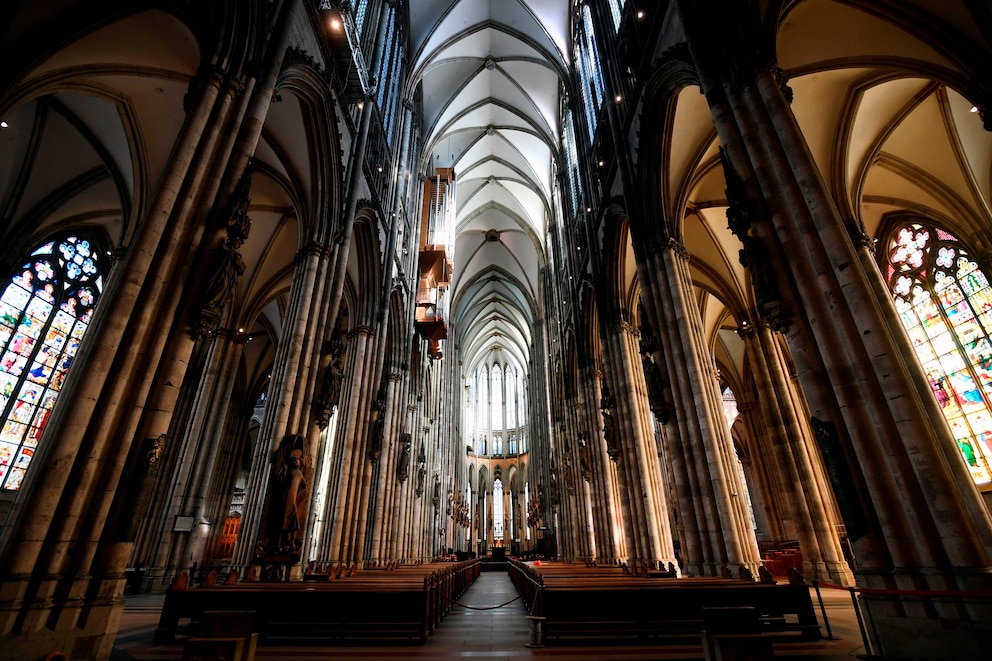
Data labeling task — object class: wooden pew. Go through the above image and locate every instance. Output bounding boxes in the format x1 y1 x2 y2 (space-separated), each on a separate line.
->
507 559 819 646
155 559 480 645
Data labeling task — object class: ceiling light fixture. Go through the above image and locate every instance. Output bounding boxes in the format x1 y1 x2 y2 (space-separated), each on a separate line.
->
0 121 8 128
615 94 623 103
971 105 980 113
637 10 645 20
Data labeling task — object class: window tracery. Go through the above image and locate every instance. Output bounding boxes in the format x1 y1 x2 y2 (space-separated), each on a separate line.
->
884 221 992 485
0 237 104 490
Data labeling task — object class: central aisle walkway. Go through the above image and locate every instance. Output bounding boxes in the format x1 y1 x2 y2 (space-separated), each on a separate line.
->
113 570 869 660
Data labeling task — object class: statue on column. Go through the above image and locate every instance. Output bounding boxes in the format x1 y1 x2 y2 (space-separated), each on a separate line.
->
416 444 427 496
600 387 621 461
314 332 347 428
578 432 591 481
262 434 309 557
719 146 792 331
194 166 252 338
396 432 411 482
367 392 386 463
642 356 674 424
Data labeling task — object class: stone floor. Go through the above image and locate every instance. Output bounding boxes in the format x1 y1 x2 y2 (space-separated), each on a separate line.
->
112 572 871 660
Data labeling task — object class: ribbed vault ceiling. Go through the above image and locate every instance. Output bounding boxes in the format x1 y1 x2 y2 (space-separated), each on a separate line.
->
410 0 570 376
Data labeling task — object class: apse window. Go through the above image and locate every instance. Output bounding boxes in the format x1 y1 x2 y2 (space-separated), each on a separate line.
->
0 237 103 490
883 221 992 485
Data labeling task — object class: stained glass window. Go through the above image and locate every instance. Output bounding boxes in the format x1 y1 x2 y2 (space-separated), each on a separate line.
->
884 222 992 485
0 237 103 490
576 5 605 141
492 364 503 433
608 0 627 31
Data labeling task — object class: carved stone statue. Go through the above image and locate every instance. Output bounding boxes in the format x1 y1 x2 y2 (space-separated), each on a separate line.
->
196 238 245 335
279 450 306 550
396 433 411 482
314 336 346 427
578 433 591 481
415 444 426 496
264 434 308 556
367 394 386 463
642 356 673 424
195 167 252 338
603 400 620 461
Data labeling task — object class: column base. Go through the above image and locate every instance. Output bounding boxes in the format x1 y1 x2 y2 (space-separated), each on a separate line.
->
0 592 124 661
861 592 992 660
804 560 856 587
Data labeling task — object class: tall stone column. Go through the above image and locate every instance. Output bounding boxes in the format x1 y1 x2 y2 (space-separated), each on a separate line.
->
602 321 678 570
318 325 378 565
137 329 247 590
368 371 404 564
739 320 854 585
733 399 789 542
231 243 331 575
638 240 761 576
0 2 306 645
677 1 992 654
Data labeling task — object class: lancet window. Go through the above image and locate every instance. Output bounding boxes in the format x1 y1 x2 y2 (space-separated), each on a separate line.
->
470 361 527 456
607 0 627 31
883 221 992 485
575 5 605 141
0 237 104 490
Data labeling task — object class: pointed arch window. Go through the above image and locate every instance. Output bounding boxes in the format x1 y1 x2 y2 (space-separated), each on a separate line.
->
478 365 489 433
607 0 627 31
883 221 992 485
492 363 503 433
493 477 504 541
575 5 605 141
506 367 517 429
0 237 104 490
563 111 582 216
354 0 370 43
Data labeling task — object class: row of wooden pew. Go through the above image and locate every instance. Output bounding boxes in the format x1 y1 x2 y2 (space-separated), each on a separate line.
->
154 558 481 645
507 558 821 646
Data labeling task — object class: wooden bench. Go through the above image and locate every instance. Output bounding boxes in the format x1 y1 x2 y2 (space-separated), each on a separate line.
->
508 559 820 646
156 559 480 645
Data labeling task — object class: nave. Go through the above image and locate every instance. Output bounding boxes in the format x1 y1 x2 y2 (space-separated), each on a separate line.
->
111 569 867 661
2 1 992 659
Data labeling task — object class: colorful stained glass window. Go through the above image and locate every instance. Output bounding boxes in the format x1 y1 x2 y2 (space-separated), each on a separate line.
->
0 237 103 490
884 222 992 485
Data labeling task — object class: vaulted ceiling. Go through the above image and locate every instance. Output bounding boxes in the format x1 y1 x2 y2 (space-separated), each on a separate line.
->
408 0 571 379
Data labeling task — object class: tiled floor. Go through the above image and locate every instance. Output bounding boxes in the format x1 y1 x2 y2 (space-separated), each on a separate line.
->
112 572 870 660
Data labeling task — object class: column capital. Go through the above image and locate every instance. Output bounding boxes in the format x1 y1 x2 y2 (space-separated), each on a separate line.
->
294 240 328 264
347 324 376 339
615 320 639 337
736 320 757 339
666 237 690 262
762 63 793 104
